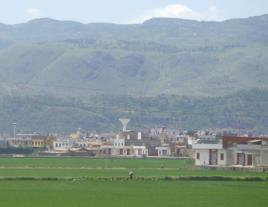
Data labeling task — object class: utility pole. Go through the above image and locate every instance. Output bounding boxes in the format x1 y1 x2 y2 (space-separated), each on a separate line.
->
238 119 241 137
12 122 16 138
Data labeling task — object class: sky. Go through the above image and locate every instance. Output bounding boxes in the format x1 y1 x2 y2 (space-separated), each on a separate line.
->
0 0 268 24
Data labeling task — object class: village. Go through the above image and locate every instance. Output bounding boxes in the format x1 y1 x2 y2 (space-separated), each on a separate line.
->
0 118 267 170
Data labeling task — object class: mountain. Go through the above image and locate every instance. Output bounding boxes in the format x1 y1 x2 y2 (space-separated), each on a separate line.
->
0 15 268 132
0 14 268 97
0 89 267 133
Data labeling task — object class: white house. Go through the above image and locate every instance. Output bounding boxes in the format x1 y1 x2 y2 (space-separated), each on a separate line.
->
53 139 71 151
132 146 148 157
192 143 227 166
193 136 268 167
99 138 148 157
156 146 171 157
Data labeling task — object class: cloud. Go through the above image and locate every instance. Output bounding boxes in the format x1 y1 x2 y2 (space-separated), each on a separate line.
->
131 4 220 23
25 8 42 19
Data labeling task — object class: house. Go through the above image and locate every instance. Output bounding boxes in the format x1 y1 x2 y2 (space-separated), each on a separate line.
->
193 141 226 166
173 144 190 157
86 140 103 149
53 139 71 151
222 136 268 167
131 146 148 157
124 132 160 156
98 137 148 157
156 146 171 157
72 140 87 149
7 134 49 148
193 136 268 167
31 135 47 148
7 136 32 148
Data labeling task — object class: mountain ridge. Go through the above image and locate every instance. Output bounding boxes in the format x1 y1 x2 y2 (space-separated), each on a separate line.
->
0 14 268 131
0 15 268 96
1 13 268 26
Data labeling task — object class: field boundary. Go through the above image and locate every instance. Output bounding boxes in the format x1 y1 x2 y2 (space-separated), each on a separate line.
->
0 155 194 160
0 176 267 182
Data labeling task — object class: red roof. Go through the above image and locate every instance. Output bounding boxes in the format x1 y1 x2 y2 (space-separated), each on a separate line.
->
222 136 268 148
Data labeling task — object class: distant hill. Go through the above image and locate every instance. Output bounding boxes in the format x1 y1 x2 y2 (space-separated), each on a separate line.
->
0 89 267 133
0 14 268 97
0 15 268 132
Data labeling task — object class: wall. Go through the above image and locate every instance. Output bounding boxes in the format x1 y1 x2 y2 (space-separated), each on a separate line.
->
113 139 125 147
195 149 209 166
217 149 227 166
226 150 235 166
195 149 227 166
260 150 268 165
192 143 222 149
53 141 70 151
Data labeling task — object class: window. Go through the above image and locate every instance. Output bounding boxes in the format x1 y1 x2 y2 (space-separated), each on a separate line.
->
220 153 224 161
196 152 200 160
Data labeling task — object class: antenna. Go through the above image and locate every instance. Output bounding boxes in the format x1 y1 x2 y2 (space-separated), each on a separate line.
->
119 118 130 132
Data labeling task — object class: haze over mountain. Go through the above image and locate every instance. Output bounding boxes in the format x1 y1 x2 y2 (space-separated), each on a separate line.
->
0 14 268 132
0 14 268 96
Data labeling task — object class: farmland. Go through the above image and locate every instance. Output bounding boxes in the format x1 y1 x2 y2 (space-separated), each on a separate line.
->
0 180 268 207
0 157 268 207
0 157 267 177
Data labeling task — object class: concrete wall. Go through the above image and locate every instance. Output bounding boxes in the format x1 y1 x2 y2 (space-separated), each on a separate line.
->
195 149 210 166
217 149 227 166
260 150 268 165
226 150 235 166
192 143 222 149
227 149 260 166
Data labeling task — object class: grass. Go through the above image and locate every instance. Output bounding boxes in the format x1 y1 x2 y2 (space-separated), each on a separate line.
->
0 157 191 168
0 157 267 178
0 167 268 178
0 180 267 207
0 157 267 207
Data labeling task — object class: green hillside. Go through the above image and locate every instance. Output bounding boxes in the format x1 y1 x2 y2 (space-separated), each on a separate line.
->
0 89 267 133
0 15 268 132
0 15 268 97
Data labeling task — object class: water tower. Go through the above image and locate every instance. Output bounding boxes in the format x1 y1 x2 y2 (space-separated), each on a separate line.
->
119 118 130 132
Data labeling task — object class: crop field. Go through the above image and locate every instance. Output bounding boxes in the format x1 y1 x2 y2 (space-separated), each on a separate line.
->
0 157 267 177
0 157 268 207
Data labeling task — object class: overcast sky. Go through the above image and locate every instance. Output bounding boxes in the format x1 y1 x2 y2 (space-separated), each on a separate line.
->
0 0 268 24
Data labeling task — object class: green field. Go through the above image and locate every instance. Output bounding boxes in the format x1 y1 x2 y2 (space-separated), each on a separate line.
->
0 157 267 177
0 180 268 207
0 157 268 207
